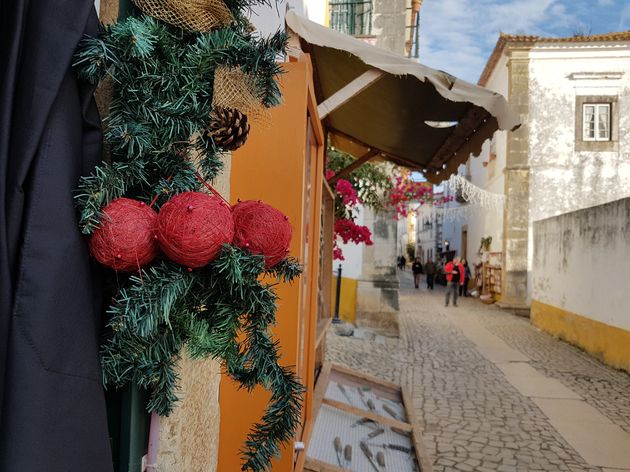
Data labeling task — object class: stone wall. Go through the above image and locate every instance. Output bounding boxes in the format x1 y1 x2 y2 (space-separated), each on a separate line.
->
500 45 532 312
372 0 407 55
356 207 400 334
155 156 231 472
532 197 630 371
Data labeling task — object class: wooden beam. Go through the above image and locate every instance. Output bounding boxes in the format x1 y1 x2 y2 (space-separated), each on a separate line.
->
329 128 425 171
322 398 413 431
402 387 434 472
426 106 490 170
328 149 380 183
286 29 303 60
317 69 385 120
329 362 403 392
304 457 350 472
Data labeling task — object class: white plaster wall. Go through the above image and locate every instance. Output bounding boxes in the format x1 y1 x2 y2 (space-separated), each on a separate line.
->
397 215 409 257
532 198 630 331
334 206 365 280
527 42 630 303
249 0 326 36
528 43 630 224
440 53 509 266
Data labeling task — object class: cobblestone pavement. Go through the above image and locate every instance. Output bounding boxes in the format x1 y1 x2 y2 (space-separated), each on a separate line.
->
325 272 630 472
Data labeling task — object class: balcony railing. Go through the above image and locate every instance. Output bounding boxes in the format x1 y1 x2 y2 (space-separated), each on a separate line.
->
329 1 373 37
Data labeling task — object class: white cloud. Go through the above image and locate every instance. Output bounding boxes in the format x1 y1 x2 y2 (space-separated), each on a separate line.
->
418 0 580 83
598 0 615 6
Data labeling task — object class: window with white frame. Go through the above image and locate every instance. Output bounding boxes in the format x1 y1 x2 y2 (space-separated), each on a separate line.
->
582 103 611 141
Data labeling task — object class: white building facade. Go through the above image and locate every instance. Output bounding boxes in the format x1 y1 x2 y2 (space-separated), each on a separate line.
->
441 32 630 310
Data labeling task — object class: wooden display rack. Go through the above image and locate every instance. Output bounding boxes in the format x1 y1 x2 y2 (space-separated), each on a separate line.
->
480 252 502 302
304 363 432 472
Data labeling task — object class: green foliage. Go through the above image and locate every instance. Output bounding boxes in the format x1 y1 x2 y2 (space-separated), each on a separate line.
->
479 236 492 252
102 247 303 470
327 147 393 212
406 242 415 261
73 15 287 231
74 13 301 471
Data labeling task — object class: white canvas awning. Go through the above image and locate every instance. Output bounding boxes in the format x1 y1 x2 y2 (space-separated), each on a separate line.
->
285 10 520 183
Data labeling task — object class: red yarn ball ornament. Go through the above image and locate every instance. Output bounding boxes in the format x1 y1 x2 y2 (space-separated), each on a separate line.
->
157 192 234 268
232 200 292 268
89 198 159 272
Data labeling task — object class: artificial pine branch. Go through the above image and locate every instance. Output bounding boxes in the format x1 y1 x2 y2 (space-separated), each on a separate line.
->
76 160 149 233
75 11 300 470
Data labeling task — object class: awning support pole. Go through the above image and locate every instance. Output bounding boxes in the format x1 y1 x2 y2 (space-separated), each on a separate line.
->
317 69 385 120
328 149 380 183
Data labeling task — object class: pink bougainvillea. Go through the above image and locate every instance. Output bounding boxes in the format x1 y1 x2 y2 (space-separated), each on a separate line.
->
333 246 345 261
334 218 373 245
385 175 433 219
335 179 361 207
326 166 448 260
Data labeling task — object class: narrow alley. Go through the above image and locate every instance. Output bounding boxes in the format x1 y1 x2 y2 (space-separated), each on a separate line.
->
326 273 630 472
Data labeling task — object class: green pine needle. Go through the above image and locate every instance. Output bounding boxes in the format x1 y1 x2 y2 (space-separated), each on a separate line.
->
76 12 299 470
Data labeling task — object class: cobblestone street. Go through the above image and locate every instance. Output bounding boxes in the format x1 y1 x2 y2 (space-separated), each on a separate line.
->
326 272 630 472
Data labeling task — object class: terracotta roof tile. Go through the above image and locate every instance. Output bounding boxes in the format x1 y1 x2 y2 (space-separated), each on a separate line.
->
478 31 630 86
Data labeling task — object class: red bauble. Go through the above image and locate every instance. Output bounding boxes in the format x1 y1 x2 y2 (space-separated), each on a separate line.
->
232 200 292 268
157 192 234 268
89 198 159 272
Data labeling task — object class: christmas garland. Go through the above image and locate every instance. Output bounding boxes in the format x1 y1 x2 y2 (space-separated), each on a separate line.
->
447 174 505 210
73 4 303 471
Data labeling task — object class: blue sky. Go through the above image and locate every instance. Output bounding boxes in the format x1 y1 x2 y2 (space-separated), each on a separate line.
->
418 0 630 83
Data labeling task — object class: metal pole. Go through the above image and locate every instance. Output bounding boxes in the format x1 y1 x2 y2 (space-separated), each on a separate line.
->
332 264 343 324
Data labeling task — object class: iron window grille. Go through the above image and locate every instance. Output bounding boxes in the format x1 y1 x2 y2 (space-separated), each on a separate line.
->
329 0 373 36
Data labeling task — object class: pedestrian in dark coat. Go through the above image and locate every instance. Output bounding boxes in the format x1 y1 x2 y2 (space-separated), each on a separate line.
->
424 259 436 290
444 257 464 307
460 259 472 297
412 257 423 289
0 2 113 470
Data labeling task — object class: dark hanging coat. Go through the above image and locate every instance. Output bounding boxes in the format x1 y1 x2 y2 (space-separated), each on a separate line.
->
0 1 113 470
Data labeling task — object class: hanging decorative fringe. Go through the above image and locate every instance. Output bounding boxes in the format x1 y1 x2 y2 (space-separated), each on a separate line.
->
447 174 505 211
416 203 479 223
414 176 505 223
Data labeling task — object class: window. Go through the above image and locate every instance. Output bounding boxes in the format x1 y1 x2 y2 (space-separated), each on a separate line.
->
329 0 373 36
575 95 618 152
582 103 610 141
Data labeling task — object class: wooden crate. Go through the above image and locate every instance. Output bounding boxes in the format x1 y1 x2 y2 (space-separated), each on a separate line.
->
304 363 432 472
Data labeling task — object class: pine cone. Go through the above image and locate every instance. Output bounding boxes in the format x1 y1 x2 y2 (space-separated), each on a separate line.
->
207 107 251 151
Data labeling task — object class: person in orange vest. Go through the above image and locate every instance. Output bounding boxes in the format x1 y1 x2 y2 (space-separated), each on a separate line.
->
444 257 465 307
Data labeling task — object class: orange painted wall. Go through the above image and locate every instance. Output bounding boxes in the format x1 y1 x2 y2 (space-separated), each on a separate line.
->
218 61 316 471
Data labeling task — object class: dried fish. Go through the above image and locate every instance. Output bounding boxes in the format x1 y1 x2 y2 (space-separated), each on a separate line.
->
367 428 385 439
382 403 401 420
337 382 354 406
376 451 385 468
333 437 343 467
350 417 373 428
391 426 411 437
344 444 352 467
360 441 380 472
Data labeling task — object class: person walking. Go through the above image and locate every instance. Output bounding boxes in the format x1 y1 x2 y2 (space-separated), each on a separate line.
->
412 257 423 289
460 259 472 297
445 257 464 307
400 255 406 271
424 258 436 290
